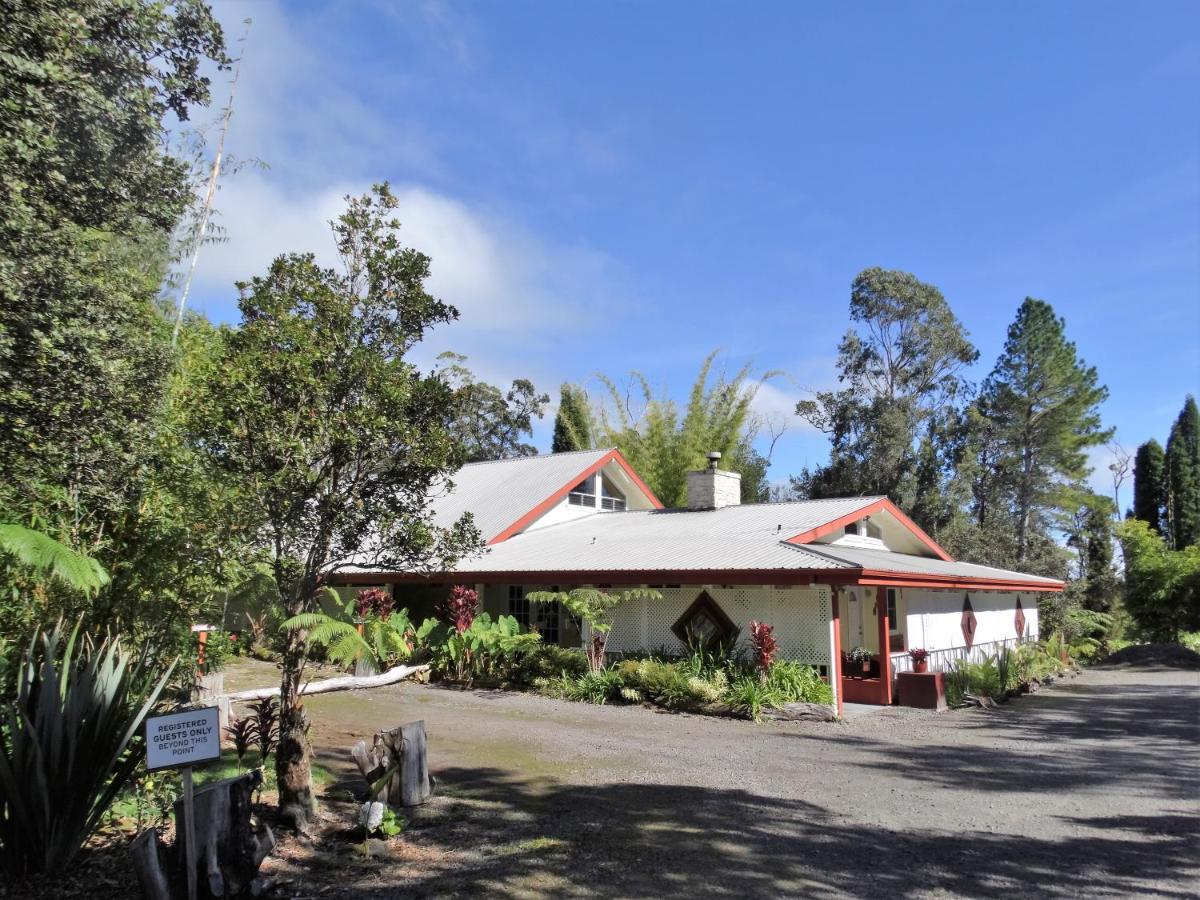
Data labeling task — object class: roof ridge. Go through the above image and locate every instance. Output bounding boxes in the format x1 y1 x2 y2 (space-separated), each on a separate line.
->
458 448 614 469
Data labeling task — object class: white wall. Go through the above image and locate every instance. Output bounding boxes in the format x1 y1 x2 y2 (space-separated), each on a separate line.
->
605 585 835 673
902 589 1039 653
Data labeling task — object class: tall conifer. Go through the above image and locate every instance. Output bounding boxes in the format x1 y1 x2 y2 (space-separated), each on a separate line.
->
1166 395 1200 548
1131 439 1168 537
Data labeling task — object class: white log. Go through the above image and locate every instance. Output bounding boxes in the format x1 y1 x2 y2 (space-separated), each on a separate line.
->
221 663 428 703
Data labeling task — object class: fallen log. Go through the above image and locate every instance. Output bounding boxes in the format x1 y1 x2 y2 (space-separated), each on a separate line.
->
222 663 428 703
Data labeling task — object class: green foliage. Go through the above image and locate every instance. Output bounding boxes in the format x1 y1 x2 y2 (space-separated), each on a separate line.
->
190 185 484 816
0 622 174 876
429 613 541 683
510 644 589 685
584 351 776 507
435 353 549 461
976 298 1113 567
0 524 109 597
1062 608 1115 660
529 587 661 671
1133 439 1169 537
377 806 406 838
793 267 978 513
551 384 595 453
1117 518 1200 641
283 601 415 672
1166 396 1200 550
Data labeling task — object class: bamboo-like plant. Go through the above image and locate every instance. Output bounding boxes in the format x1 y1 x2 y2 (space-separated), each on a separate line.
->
0 622 174 876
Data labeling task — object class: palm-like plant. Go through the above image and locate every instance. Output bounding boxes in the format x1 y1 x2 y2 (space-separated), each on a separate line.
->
528 587 661 671
0 524 109 596
283 599 415 671
0 622 174 875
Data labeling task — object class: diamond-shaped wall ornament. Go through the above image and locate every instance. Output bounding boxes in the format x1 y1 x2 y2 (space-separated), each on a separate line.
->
961 594 978 649
671 590 738 649
1015 597 1026 638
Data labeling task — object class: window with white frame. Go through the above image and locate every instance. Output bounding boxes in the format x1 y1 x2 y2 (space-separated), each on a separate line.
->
508 585 560 644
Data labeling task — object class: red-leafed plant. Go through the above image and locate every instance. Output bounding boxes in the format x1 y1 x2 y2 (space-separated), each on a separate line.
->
442 585 479 634
908 647 929 663
749 621 778 672
355 587 394 621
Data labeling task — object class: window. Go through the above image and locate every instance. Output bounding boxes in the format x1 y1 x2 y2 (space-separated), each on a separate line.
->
508 585 559 644
864 519 883 540
844 521 859 536
886 588 899 632
671 591 737 649
567 474 595 507
598 472 627 511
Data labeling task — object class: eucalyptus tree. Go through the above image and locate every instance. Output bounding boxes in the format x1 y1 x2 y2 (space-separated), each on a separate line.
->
793 267 978 513
436 353 549 462
193 186 481 826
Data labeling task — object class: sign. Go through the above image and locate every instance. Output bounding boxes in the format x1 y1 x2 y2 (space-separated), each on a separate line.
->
145 707 222 771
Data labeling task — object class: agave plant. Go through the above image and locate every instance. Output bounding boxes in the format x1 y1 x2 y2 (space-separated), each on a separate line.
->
0 621 174 876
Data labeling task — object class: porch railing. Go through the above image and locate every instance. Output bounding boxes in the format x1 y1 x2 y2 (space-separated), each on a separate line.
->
889 636 1028 676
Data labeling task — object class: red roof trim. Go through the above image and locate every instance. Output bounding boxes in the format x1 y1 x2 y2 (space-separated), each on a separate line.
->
331 567 1061 592
487 449 663 545
783 497 954 562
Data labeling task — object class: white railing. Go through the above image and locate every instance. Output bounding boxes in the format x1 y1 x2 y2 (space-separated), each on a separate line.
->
889 636 1027 675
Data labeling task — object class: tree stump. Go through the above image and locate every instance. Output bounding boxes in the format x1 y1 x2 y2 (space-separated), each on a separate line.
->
130 827 171 900
172 770 275 898
350 720 433 807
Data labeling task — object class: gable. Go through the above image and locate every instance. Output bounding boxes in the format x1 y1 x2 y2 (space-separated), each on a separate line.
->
783 497 953 561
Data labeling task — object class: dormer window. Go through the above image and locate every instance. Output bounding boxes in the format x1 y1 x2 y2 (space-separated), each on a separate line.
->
845 518 882 540
599 472 627 511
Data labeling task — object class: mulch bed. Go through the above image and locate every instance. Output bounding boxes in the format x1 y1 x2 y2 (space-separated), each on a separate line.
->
1102 643 1200 669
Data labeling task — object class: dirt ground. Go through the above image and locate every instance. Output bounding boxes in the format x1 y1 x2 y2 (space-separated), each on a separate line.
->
226 657 1200 899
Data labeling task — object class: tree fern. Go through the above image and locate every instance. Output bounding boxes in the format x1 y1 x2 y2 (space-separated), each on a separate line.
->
0 524 109 596
282 604 415 670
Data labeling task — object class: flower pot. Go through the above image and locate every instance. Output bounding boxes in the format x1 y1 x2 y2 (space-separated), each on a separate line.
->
913 659 928 674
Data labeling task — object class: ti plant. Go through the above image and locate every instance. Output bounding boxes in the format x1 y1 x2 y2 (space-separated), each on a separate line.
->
527 587 662 671
247 697 280 764
226 716 257 768
0 621 174 876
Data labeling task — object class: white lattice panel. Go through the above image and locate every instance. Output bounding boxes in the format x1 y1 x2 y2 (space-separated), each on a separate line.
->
606 585 833 671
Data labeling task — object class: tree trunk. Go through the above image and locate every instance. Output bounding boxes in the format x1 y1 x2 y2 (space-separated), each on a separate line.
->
275 621 315 830
130 828 170 900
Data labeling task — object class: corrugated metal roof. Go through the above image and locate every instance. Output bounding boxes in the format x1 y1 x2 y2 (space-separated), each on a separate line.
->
429 448 615 542
802 542 1063 585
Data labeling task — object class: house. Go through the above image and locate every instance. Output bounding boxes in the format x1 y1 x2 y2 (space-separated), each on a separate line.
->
334 448 1063 714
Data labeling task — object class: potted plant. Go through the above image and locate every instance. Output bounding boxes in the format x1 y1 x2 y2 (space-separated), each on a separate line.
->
845 646 873 675
908 647 930 674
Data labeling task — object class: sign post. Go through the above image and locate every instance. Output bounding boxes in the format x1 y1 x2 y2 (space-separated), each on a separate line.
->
145 706 222 900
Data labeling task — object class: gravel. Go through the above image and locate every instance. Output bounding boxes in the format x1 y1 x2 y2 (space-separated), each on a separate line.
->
266 660 1200 899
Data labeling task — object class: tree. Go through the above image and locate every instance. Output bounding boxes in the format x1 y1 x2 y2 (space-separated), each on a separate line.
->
527 587 661 671
1132 439 1168 537
1118 519 1200 641
1166 396 1200 549
590 352 775 507
977 299 1113 566
435 353 549 462
551 384 594 453
193 186 481 826
1065 494 1119 613
793 267 978 513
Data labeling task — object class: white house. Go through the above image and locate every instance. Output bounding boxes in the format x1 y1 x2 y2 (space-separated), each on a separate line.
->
335 448 1062 714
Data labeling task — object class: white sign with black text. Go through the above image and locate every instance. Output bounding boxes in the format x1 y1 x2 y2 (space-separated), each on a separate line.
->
145 707 222 771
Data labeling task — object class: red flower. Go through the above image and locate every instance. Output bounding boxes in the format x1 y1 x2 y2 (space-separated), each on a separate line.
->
908 647 929 663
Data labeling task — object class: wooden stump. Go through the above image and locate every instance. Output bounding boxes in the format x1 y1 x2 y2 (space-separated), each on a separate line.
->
130 827 171 900
172 770 275 897
350 720 433 808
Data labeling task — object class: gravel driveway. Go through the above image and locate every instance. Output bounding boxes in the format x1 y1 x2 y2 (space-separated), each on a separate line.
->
270 660 1199 898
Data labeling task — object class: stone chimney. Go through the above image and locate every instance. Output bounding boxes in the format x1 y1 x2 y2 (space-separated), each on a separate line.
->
686 451 741 509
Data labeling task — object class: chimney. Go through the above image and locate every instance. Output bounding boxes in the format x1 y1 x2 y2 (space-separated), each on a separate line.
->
686 451 741 510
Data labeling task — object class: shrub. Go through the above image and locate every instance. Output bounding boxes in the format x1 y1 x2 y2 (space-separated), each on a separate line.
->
0 622 174 876
728 675 771 721
440 585 479 634
765 661 834 706
748 621 778 672
510 644 588 686
430 612 541 682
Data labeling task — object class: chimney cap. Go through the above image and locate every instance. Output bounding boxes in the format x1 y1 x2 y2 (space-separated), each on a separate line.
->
706 451 722 470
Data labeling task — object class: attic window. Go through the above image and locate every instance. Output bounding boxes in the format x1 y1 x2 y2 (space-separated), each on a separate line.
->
568 474 595 507
845 519 882 540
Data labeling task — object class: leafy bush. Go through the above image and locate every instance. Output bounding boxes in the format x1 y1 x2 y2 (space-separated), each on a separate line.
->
0 622 174 876
679 631 742 678
510 644 588 686
430 613 541 682
283 597 416 672
748 621 778 671
727 675 771 721
764 660 834 706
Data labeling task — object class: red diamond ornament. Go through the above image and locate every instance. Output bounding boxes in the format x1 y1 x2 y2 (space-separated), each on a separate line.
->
961 595 978 649
1015 597 1026 638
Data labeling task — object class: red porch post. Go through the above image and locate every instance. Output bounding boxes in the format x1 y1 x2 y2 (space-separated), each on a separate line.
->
876 587 892 705
831 587 844 718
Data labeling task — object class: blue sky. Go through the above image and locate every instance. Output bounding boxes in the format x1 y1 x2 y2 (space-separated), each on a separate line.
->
191 0 1199 501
